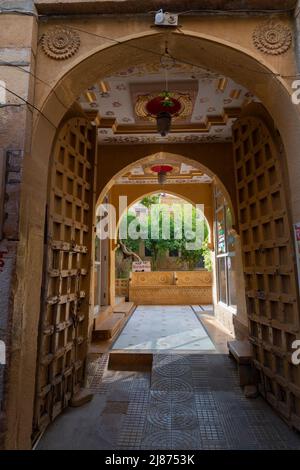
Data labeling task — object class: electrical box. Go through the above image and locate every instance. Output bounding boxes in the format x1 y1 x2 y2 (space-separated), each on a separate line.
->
155 10 178 27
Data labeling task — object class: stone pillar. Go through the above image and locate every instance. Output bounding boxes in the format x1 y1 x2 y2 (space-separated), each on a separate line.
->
0 0 37 449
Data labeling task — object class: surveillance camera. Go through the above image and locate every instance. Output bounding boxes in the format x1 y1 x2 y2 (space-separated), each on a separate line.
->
155 9 165 25
154 9 178 27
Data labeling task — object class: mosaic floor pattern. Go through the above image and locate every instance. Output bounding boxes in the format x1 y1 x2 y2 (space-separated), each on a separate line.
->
37 353 300 450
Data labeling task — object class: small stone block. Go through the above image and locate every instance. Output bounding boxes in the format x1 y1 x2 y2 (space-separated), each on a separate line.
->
70 389 93 407
244 385 259 399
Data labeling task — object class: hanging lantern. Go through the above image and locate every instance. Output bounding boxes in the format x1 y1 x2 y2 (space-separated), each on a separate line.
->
146 93 181 137
156 111 172 137
151 165 173 184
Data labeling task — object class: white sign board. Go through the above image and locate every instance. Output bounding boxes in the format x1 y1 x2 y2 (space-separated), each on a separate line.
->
132 261 151 272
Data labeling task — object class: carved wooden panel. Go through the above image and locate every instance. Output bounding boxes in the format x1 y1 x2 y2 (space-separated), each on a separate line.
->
33 118 96 438
233 114 300 431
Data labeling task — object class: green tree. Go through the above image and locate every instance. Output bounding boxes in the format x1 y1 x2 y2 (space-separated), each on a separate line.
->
119 212 141 253
118 200 212 271
140 195 160 208
144 209 178 270
178 208 209 270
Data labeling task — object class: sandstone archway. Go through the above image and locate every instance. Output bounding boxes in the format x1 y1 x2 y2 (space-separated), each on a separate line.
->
7 27 300 449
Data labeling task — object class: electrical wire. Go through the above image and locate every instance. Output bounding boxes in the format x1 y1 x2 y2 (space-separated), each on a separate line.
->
35 7 297 18
148 9 296 15
0 17 299 126
0 58 70 112
0 103 25 108
0 82 57 129
67 24 298 79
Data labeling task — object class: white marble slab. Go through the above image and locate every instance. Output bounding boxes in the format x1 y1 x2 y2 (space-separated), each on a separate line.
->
112 305 215 351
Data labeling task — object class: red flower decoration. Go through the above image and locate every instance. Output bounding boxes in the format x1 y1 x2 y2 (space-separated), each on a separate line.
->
146 96 181 116
151 165 173 173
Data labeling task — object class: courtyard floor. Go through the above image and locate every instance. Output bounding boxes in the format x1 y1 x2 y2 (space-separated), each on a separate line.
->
37 353 300 450
37 305 300 450
112 305 215 352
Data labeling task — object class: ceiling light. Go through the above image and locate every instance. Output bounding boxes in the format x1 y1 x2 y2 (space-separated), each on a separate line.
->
217 78 228 93
94 115 101 127
84 91 97 103
230 89 242 99
151 165 173 184
156 111 172 137
99 81 110 94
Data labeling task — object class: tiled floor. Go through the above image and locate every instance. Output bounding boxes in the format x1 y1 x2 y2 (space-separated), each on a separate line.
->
37 353 300 450
112 305 216 352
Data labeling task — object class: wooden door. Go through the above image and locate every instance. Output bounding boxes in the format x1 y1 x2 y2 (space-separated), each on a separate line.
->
232 109 300 430
33 117 96 438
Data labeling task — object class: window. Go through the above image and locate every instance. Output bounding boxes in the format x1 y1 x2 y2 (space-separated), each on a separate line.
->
215 187 237 309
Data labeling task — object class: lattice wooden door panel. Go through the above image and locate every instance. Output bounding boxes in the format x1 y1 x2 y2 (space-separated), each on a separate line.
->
33 118 96 438
232 114 300 431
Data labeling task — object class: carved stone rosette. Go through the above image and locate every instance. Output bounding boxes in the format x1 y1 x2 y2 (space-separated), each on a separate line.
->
41 27 80 60
253 20 292 55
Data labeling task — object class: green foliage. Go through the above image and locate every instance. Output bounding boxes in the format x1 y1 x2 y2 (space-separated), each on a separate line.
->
118 200 212 271
201 239 213 272
159 91 174 108
115 249 132 279
144 208 177 270
120 212 141 253
140 195 160 208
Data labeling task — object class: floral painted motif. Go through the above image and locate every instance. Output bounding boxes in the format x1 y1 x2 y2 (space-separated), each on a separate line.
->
116 83 127 91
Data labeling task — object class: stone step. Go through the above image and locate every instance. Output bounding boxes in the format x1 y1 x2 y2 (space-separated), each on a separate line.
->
115 296 126 305
113 301 135 316
94 306 113 329
228 340 252 365
93 313 124 341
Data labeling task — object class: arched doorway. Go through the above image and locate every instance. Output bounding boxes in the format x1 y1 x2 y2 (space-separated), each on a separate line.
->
5 28 300 449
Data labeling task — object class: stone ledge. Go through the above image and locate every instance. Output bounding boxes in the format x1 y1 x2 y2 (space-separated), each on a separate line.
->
0 1 36 13
34 0 297 15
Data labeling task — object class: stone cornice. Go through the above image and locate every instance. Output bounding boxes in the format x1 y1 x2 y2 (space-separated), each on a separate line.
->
34 0 297 16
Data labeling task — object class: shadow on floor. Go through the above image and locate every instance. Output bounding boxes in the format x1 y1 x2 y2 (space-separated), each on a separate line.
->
37 353 300 450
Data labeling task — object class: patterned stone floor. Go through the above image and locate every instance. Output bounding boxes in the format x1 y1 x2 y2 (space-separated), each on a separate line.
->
37 353 300 450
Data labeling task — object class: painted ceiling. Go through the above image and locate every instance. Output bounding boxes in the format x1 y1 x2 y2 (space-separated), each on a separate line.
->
78 62 257 145
115 159 213 185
